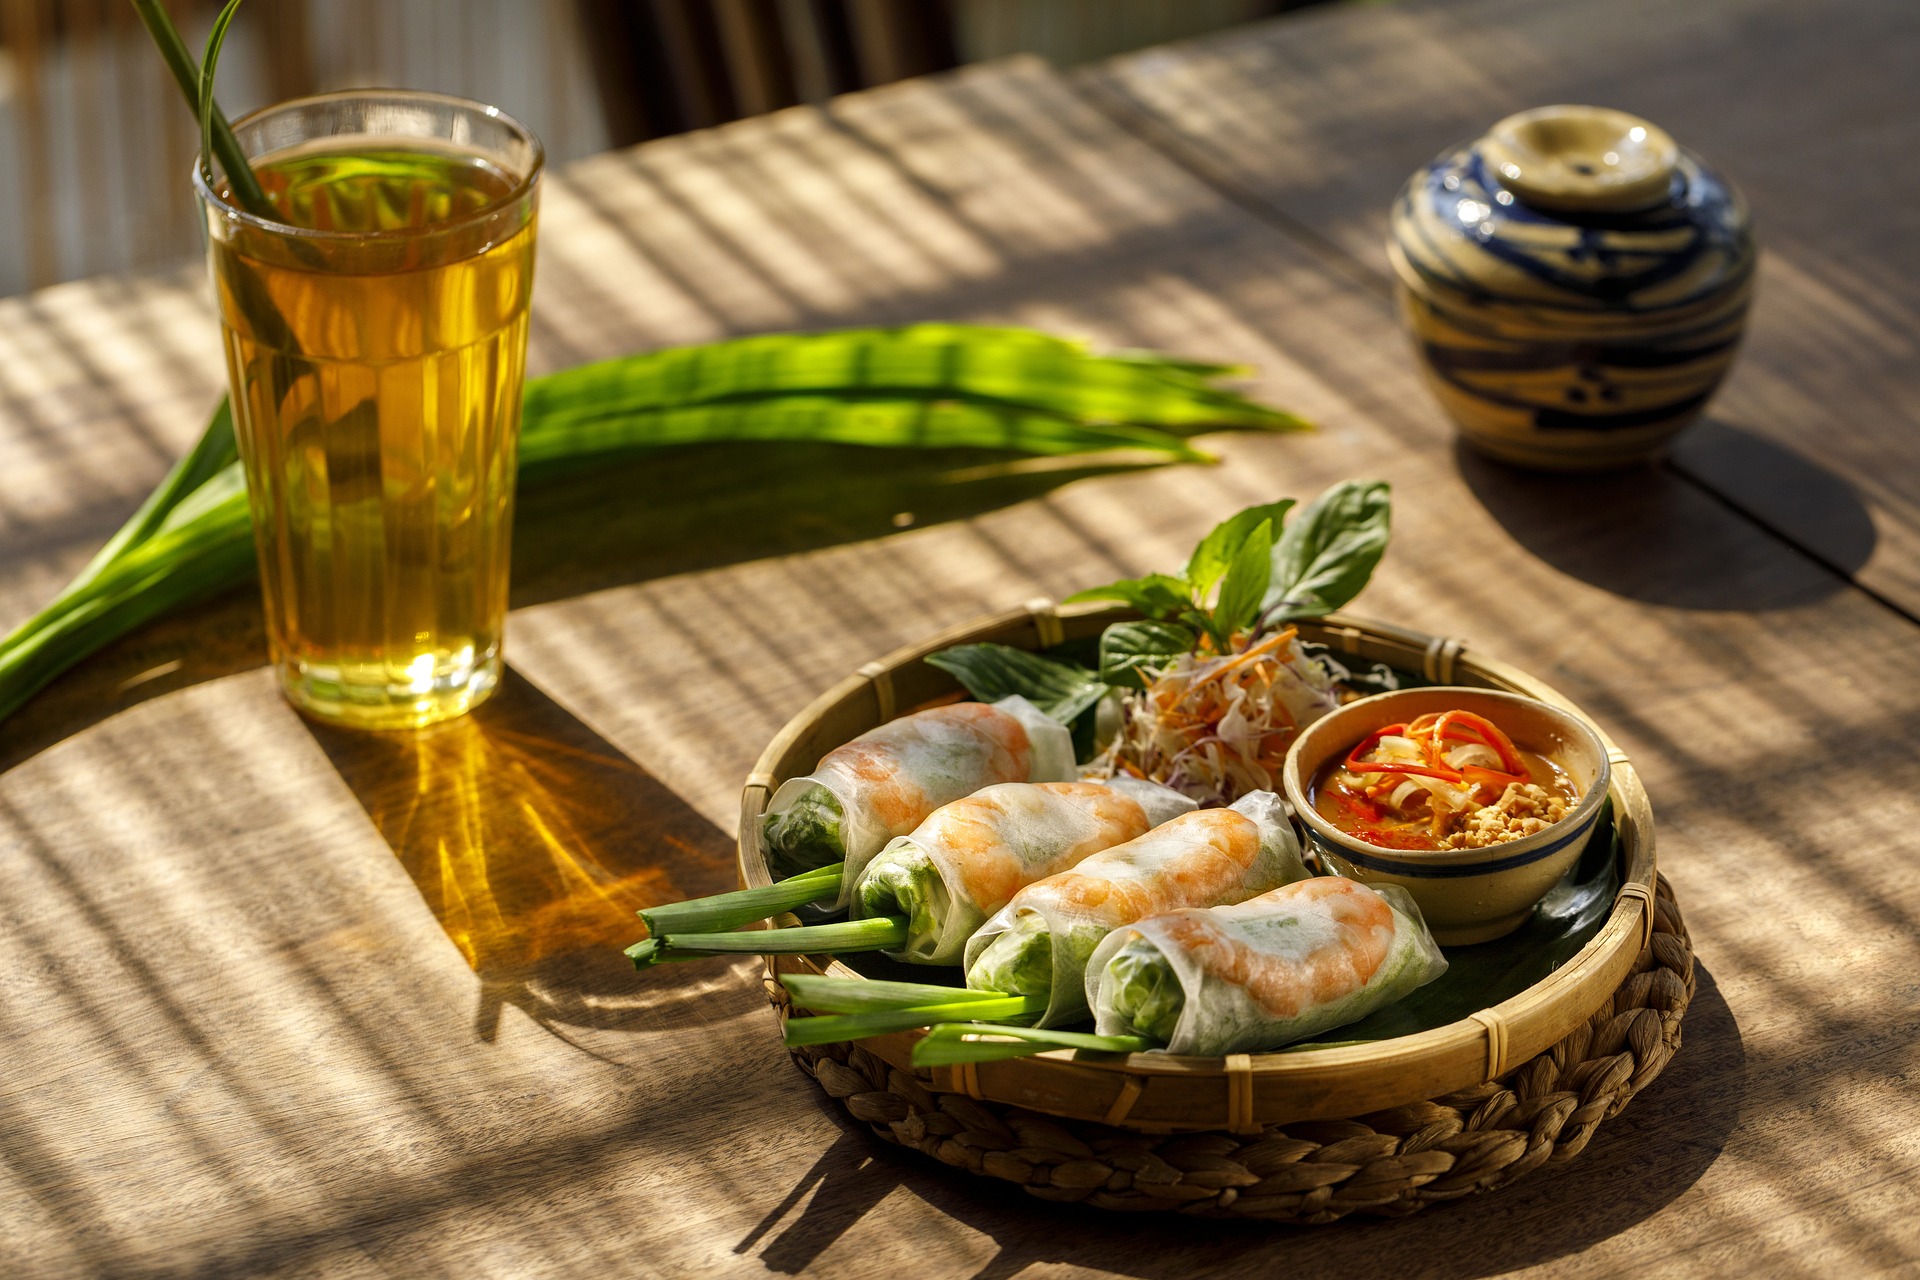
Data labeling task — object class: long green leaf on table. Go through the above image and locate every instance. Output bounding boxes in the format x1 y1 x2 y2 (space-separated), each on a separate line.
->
0 326 1306 727
524 326 1307 441
517 394 1212 473
0 502 256 722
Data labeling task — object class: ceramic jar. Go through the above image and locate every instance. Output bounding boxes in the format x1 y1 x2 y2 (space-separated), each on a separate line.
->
1389 105 1755 470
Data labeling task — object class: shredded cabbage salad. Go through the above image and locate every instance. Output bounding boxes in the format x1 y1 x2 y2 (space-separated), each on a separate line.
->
1088 626 1342 805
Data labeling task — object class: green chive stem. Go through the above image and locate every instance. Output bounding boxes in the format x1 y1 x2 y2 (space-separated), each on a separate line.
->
640 916 909 966
910 1022 1152 1067
783 996 1046 1047
637 864 843 938
780 974 1009 1014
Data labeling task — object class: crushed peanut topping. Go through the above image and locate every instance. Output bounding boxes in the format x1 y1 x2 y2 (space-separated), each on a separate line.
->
1440 783 1571 850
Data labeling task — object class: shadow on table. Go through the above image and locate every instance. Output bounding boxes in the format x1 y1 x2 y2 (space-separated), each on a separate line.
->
1455 420 1875 612
306 667 744 1046
0 441 1155 777
739 964 1743 1279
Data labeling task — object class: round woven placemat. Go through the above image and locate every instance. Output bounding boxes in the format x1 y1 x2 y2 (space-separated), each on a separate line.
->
775 874 1693 1223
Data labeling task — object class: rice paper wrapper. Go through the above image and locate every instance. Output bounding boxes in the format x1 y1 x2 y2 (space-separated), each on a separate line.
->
1086 878 1448 1055
1092 776 1200 827
853 781 1152 965
762 696 1074 897
995 696 1078 784
964 791 1308 1026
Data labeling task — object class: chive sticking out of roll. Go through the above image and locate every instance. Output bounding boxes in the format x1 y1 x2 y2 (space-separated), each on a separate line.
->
963 791 1309 1027
642 777 1188 969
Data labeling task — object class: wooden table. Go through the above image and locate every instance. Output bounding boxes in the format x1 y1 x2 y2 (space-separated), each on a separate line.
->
3 1 1915 1274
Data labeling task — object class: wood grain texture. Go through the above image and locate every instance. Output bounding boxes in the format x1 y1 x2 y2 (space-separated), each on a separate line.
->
1078 0 1920 616
1 40 1917 1280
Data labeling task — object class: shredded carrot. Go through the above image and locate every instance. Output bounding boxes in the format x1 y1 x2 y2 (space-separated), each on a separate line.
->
1193 626 1296 689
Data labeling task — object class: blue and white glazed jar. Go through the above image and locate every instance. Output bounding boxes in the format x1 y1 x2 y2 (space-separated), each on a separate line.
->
1389 105 1754 470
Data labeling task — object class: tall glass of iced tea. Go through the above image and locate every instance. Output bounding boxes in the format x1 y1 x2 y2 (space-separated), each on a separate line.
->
196 92 542 729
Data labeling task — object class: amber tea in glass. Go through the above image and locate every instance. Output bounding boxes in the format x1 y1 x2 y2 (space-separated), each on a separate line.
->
197 92 542 729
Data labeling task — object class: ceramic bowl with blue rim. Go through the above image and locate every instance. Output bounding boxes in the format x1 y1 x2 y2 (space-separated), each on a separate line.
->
1281 687 1612 946
1388 104 1754 470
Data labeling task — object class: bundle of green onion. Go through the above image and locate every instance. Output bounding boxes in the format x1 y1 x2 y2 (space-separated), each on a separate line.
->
0 325 1304 727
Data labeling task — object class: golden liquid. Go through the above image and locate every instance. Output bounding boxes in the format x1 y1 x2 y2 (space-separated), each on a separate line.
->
211 146 537 729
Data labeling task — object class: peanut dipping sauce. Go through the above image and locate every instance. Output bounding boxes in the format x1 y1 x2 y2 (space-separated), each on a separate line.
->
1309 711 1582 852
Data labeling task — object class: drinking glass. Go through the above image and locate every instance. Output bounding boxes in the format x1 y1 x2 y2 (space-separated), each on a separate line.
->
196 91 542 729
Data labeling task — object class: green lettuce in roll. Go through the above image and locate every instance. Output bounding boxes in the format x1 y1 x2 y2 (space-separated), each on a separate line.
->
851 778 1189 964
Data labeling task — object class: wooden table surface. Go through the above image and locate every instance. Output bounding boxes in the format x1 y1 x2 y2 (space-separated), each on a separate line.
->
3 2 1915 1276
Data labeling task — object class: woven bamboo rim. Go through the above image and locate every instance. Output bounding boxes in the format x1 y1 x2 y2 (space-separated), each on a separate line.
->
774 873 1689 1221
740 604 1669 1185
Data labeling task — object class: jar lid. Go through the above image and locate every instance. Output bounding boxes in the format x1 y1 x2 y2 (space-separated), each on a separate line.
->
1480 106 1678 213
1388 105 1753 321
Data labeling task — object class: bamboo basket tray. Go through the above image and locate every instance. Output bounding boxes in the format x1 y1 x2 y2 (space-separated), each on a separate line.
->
740 601 1692 1222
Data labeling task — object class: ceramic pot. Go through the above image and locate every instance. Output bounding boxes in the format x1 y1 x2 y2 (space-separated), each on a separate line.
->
1389 105 1754 470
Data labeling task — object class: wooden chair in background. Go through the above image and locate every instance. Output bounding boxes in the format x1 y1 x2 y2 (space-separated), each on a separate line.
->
0 0 1309 295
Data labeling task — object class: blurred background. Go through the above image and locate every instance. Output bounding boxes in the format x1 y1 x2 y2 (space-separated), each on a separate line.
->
0 0 1325 297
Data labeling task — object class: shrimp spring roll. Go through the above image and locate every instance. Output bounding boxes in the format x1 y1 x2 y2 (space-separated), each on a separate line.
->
1086 878 1447 1055
762 696 1075 884
853 780 1173 965
963 791 1309 1026
1094 775 1203 828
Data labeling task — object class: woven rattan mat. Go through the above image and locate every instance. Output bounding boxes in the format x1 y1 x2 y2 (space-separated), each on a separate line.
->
777 874 1692 1223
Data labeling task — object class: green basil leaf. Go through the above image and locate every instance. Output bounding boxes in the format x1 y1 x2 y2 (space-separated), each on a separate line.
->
1183 499 1294 595
1263 479 1390 622
1097 620 1196 689
1063 573 1194 620
924 643 1110 724
1212 517 1276 640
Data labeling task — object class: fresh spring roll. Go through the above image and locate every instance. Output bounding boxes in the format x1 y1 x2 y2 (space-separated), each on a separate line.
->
761 696 1075 889
963 791 1309 1027
1085 877 1447 1055
853 780 1172 965
1095 775 1201 828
